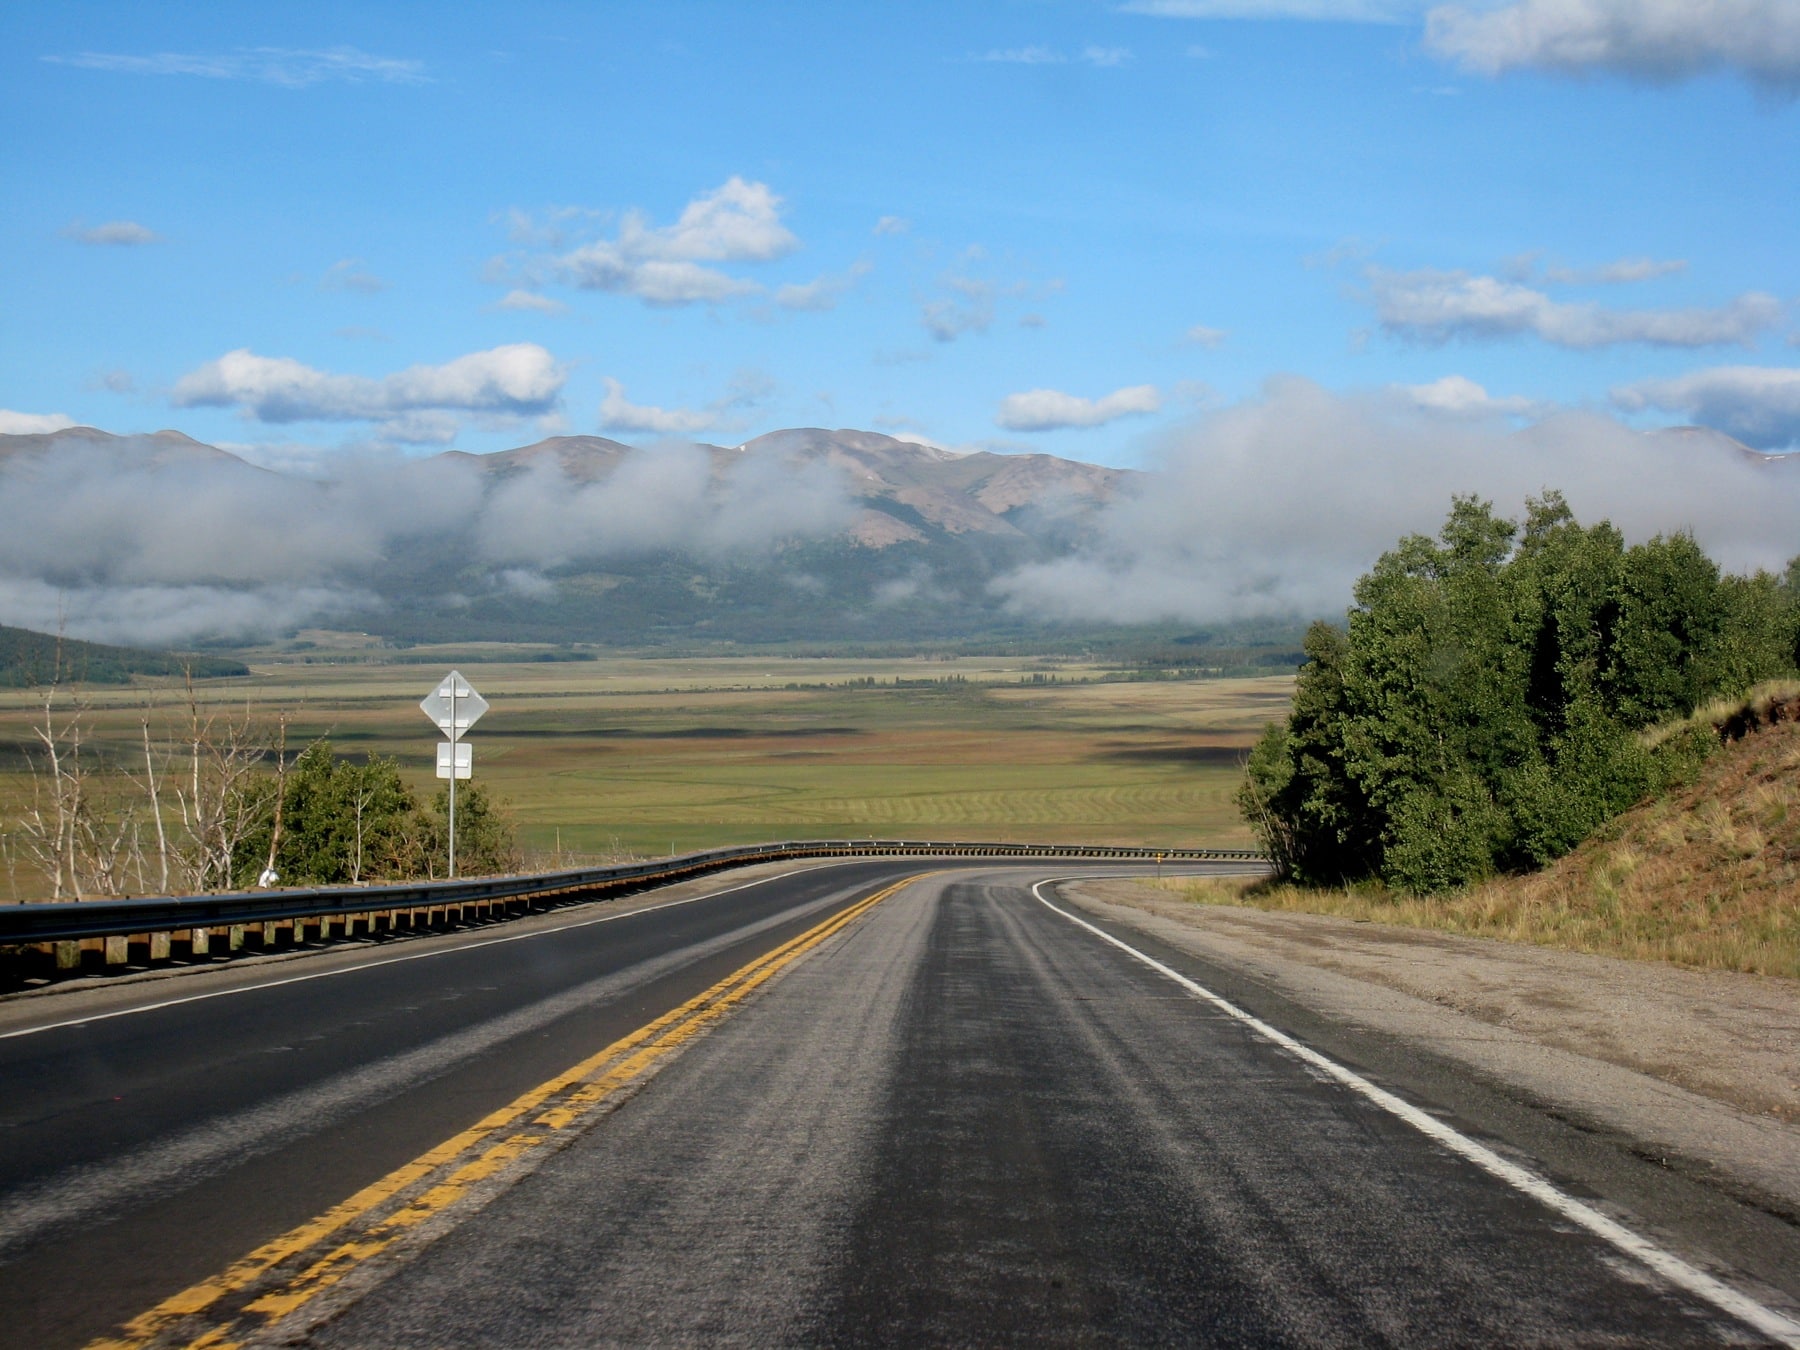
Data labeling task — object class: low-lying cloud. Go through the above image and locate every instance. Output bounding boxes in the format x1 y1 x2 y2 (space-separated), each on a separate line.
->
474 442 856 568
992 376 1800 626
0 432 856 645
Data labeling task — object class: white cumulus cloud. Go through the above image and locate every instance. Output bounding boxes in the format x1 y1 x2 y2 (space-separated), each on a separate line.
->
493 289 567 315
1399 374 1541 417
62 220 160 246
599 379 723 436
1367 267 1782 349
996 385 1162 431
978 45 1066 64
775 261 872 312
1541 255 1688 285
319 259 386 294
171 343 565 429
1425 0 1800 90
1612 365 1800 450
552 178 798 306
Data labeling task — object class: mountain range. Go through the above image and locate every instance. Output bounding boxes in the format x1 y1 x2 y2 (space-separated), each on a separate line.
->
5 420 1788 655
0 425 1151 648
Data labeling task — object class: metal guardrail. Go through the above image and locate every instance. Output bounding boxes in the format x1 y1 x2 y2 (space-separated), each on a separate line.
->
0 839 1262 948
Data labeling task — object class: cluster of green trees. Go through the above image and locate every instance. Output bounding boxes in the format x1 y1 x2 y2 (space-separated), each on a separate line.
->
0 624 247 687
240 741 519 888
1238 494 1800 892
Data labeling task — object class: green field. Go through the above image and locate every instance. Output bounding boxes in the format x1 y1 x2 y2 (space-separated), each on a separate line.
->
0 649 1290 896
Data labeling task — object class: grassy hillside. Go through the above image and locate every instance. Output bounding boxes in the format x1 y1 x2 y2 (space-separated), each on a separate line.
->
1180 686 1799 977
0 625 248 687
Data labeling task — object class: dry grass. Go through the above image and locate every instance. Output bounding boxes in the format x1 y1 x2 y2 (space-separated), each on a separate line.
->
1174 713 1800 980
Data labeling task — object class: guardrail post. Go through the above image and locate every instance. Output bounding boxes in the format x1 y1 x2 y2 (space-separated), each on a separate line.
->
260 921 278 948
54 940 80 972
104 935 128 967
188 927 210 956
147 932 171 962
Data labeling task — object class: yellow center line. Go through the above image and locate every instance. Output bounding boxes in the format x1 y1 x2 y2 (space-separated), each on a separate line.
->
86 874 927 1350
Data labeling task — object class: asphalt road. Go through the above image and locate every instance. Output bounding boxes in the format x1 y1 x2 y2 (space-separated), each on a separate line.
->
1 863 1792 1347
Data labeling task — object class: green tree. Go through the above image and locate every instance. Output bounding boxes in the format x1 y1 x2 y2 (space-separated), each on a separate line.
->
414 783 522 879
238 741 424 886
1239 497 1799 893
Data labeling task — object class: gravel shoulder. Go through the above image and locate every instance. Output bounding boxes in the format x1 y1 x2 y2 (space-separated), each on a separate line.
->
1063 878 1800 1215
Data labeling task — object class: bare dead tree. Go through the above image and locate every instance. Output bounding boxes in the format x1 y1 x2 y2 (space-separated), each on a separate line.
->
11 670 152 900
16 678 88 900
138 715 171 893
349 772 377 884
169 672 276 892
72 794 143 898
260 712 290 886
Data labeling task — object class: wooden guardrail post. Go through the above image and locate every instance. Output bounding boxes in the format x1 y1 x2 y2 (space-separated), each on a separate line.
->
104 935 128 967
54 940 80 971
148 932 171 961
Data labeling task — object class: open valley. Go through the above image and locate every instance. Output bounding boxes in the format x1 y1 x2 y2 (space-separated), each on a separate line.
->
0 650 1284 897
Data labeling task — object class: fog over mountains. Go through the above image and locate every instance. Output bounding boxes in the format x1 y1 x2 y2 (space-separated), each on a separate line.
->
4 397 1795 649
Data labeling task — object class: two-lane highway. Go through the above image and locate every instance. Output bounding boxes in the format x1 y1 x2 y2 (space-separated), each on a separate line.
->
0 859 964 1348
2 862 1794 1347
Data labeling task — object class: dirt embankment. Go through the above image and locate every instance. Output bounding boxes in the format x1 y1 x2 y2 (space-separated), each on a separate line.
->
1065 878 1800 1212
1462 699 1800 978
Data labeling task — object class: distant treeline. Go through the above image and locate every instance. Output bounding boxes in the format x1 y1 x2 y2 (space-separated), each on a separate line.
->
0 625 248 687
1240 494 1800 892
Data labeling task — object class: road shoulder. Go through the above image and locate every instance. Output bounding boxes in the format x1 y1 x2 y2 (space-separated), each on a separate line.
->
1061 878 1800 1220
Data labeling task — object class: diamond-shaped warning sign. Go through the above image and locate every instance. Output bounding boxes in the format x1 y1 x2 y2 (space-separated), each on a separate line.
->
420 670 488 742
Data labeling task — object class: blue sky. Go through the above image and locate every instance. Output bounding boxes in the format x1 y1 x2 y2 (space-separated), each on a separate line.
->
4 0 1799 468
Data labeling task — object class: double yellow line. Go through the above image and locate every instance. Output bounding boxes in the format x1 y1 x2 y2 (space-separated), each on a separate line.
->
91 874 923 1350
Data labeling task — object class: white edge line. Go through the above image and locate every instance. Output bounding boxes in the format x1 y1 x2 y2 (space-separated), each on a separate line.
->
0 864 843 1043
1030 879 1800 1348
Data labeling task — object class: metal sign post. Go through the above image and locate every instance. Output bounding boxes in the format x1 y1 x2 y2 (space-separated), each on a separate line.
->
420 671 488 879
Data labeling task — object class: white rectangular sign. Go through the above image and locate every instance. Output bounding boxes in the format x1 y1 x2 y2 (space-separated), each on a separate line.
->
436 741 472 780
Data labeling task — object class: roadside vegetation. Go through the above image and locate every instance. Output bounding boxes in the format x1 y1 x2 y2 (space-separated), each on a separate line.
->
1182 688 1797 977
1239 493 1800 893
0 652 1275 900
0 674 520 900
